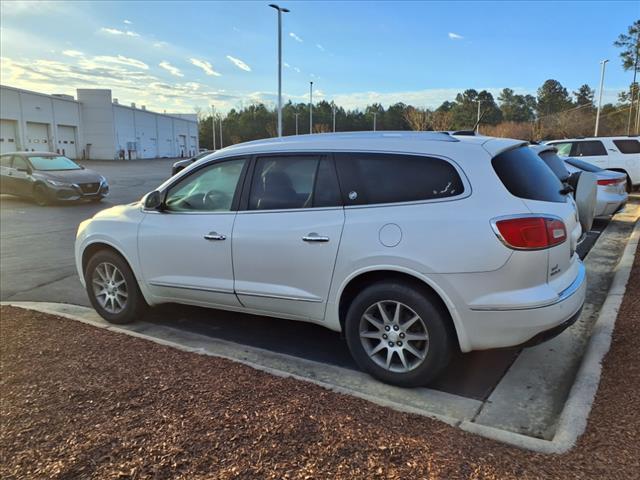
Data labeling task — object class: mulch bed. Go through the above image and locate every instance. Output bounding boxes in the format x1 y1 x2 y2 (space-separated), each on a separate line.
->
1 252 639 479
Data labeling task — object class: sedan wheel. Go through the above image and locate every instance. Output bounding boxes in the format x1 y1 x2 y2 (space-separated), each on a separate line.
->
92 262 128 314
33 184 49 206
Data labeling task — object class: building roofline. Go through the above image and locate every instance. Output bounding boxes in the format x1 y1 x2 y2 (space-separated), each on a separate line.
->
1 84 80 104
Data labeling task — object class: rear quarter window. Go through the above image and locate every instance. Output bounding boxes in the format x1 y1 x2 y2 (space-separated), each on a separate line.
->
613 139 640 154
334 152 464 205
572 140 607 157
492 147 565 203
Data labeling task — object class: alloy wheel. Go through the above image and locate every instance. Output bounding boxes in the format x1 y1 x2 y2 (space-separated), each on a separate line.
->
359 300 430 373
92 262 128 314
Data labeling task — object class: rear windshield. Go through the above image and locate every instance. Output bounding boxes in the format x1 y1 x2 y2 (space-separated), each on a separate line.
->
613 139 640 154
538 150 570 181
492 147 565 203
564 158 602 172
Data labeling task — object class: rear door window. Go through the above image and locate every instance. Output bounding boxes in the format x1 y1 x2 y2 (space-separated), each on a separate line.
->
334 152 464 206
0 155 11 167
572 141 607 157
553 142 572 156
613 139 640 154
492 146 565 203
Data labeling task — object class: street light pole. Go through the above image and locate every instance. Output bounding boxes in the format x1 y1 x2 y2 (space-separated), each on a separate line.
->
595 59 609 137
626 34 639 135
218 115 223 149
476 100 482 133
309 81 313 134
269 4 290 137
294 113 300 135
372 112 377 131
211 105 216 150
332 103 336 132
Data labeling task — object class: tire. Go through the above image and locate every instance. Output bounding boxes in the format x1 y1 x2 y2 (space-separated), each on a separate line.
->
84 250 148 324
33 184 49 206
344 281 454 387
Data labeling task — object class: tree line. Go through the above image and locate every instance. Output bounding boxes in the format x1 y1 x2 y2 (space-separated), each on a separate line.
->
199 20 639 147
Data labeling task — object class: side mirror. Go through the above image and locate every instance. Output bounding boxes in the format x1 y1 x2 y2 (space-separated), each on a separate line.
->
144 190 164 211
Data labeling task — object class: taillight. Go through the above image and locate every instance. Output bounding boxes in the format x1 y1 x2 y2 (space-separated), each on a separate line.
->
492 216 567 250
597 178 625 186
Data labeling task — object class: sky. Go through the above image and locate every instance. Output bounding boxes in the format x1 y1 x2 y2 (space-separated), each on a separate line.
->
1 0 638 115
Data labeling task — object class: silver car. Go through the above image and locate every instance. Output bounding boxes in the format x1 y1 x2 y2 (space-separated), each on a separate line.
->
0 151 108 206
564 158 628 217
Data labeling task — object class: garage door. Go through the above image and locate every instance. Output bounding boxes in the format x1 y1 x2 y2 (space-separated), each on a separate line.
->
190 136 197 157
26 122 51 152
57 125 77 159
0 119 18 154
178 135 187 157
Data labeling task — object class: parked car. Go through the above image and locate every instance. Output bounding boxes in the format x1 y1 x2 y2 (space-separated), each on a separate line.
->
544 136 639 192
0 151 108 206
563 157 628 218
530 144 597 234
76 132 586 387
172 150 214 176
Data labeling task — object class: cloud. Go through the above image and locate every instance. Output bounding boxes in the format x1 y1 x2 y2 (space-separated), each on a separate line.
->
62 50 83 58
316 44 325 51
189 58 221 76
153 41 168 48
100 27 140 37
159 61 184 77
289 32 303 42
226 55 251 72
90 55 149 70
123 19 132 24
448 32 464 40
284 62 301 73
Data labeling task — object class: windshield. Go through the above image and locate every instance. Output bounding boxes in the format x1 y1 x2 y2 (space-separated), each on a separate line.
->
564 158 603 173
29 155 81 171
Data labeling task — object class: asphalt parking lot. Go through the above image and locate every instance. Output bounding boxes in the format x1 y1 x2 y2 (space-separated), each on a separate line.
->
0 158 634 405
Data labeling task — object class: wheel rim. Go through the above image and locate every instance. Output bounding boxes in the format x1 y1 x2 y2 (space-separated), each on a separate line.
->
359 300 429 373
34 187 47 205
91 262 128 314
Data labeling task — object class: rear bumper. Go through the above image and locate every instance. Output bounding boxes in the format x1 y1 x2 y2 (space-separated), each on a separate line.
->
594 189 628 217
456 262 587 351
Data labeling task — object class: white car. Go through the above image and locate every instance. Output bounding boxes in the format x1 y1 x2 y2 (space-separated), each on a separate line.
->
563 158 628 217
545 136 639 191
76 132 586 387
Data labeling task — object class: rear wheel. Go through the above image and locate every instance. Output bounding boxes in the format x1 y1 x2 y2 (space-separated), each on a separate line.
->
85 250 147 324
344 281 454 387
33 184 49 206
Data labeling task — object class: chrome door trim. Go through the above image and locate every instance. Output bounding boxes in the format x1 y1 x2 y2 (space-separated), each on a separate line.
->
235 290 323 303
148 281 234 295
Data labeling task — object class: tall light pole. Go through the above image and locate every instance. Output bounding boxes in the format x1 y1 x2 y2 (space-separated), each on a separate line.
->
218 115 223 149
595 59 609 137
269 4 289 137
210 105 217 150
372 112 377 131
332 103 336 132
626 34 639 135
476 100 482 133
309 81 313 134
294 113 300 135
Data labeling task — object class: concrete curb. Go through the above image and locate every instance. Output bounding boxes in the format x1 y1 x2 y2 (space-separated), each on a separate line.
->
460 218 639 453
2 219 637 454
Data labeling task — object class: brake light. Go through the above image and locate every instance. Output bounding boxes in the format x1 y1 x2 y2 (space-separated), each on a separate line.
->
597 178 625 186
493 216 567 250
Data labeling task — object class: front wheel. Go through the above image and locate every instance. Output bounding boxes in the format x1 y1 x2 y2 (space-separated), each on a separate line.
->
85 250 148 324
345 282 454 387
33 184 49 206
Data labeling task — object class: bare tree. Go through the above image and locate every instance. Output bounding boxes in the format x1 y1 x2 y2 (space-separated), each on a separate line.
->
403 106 429 131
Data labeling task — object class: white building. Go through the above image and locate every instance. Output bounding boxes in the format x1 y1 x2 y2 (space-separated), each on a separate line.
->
0 85 199 160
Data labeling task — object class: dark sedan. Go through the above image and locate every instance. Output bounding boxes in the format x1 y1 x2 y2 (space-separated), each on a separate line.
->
0 152 109 206
171 150 214 176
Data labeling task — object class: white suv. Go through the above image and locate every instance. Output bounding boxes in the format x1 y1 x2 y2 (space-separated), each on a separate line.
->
75 132 586 387
545 136 640 191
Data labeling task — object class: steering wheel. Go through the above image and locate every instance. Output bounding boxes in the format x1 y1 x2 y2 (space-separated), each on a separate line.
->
202 189 229 210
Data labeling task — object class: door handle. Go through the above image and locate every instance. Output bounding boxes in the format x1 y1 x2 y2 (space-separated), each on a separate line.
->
204 232 226 241
302 233 329 243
